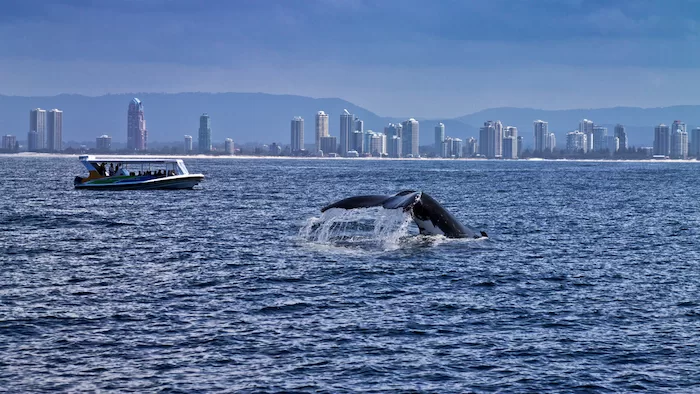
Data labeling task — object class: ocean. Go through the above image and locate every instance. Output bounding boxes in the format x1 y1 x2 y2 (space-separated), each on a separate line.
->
2 155 700 392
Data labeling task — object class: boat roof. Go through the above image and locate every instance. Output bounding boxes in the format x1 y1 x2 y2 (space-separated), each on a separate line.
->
79 155 186 164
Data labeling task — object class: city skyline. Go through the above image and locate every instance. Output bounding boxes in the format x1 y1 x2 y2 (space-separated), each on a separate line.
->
6 95 700 158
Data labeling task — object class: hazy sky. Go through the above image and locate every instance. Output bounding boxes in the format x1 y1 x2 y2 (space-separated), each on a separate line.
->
2 0 700 117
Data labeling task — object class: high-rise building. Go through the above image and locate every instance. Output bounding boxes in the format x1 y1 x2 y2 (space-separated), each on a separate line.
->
388 136 402 158
29 108 46 151
27 131 38 152
96 135 112 152
466 137 478 157
401 118 419 157
579 119 594 152
315 111 329 153
184 135 193 153
547 133 556 152
351 130 364 154
127 98 147 151
434 123 445 155
533 120 548 153
291 116 304 152
46 109 63 152
370 133 386 156
224 138 235 155
592 126 608 152
493 120 503 158
355 118 363 133
691 127 700 157
479 121 496 158
671 120 688 159
198 113 212 153
517 136 524 157
320 136 337 156
503 126 518 159
340 109 354 156
502 137 517 159
654 124 671 157
2 135 17 151
442 137 454 158
614 124 628 151
606 136 619 155
566 131 587 152
451 138 463 158
384 123 402 140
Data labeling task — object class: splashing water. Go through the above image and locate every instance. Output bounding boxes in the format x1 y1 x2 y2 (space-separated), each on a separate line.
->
299 207 414 250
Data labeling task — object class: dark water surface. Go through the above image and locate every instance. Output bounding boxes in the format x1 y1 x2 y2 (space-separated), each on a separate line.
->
2 156 700 392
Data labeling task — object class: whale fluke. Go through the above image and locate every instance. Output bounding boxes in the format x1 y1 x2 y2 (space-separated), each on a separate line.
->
321 190 487 239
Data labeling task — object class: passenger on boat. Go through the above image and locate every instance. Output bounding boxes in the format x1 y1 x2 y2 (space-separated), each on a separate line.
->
108 163 115 176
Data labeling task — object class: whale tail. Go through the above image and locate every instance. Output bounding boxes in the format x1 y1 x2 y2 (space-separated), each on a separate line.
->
321 191 486 239
320 190 421 212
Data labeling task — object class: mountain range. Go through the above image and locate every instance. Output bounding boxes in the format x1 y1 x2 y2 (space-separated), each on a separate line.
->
1 92 698 148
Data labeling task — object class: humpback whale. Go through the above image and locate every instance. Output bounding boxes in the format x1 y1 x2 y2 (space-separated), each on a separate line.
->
321 191 487 239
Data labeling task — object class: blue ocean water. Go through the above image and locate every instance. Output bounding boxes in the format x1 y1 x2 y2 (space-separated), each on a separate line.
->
2 156 700 392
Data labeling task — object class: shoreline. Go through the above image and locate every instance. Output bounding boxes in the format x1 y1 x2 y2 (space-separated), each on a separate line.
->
1 152 700 163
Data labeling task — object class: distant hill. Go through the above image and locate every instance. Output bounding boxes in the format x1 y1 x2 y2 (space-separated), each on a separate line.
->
0 93 697 147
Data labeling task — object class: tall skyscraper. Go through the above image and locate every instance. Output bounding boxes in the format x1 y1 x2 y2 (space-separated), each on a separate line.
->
388 136 402 158
493 120 503 158
224 138 235 155
606 136 620 155
434 123 445 155
579 119 594 152
479 121 497 158
502 137 517 159
320 136 337 155
466 137 478 157
534 120 548 153
351 130 364 154
198 113 212 153
127 98 147 151
691 127 700 157
384 123 402 140
592 126 608 152
355 118 364 133
339 109 354 156
291 116 304 152
654 124 671 157
27 131 38 152
401 118 419 157
29 108 46 151
547 133 556 152
614 124 628 151
369 133 386 156
96 135 112 152
184 135 193 153
451 138 463 158
671 120 688 159
315 111 329 153
516 136 524 157
504 126 518 159
46 109 63 152
566 131 587 152
2 135 17 151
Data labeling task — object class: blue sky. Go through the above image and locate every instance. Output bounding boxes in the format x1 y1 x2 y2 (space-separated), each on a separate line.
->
2 0 700 117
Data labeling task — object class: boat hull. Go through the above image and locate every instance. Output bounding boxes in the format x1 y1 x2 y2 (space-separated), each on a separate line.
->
75 174 204 190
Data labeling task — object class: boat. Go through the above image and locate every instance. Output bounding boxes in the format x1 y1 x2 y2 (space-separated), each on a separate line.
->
74 155 204 190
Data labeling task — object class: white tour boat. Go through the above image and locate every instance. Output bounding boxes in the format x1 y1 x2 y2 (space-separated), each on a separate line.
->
74 156 204 190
